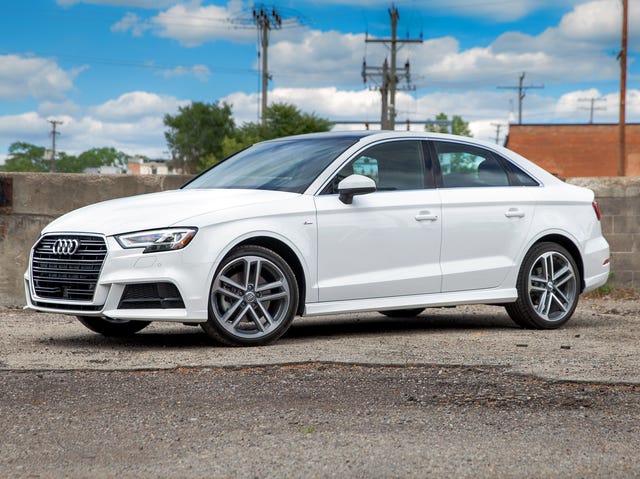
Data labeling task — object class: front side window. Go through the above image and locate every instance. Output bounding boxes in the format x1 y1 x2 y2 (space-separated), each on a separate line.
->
323 140 426 194
433 141 511 188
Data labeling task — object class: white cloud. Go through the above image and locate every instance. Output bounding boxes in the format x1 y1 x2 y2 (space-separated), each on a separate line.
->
0 91 189 160
269 30 367 87
151 1 255 47
38 99 82 117
262 0 629 92
558 0 634 43
223 87 381 125
0 55 78 101
0 112 49 139
111 12 151 36
223 85 640 143
113 0 308 46
89 91 188 121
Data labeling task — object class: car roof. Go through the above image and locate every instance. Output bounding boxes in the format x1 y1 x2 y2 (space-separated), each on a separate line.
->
262 130 488 144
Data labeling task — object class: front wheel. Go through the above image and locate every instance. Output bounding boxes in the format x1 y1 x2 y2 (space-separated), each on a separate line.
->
506 242 580 329
201 245 299 346
76 316 151 336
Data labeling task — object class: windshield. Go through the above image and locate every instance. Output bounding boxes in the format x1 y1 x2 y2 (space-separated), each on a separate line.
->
183 137 358 193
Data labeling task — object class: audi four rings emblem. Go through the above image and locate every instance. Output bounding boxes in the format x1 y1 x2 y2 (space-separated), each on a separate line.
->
52 239 80 256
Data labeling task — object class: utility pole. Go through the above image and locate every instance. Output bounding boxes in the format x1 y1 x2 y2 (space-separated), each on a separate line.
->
497 72 544 124
364 3 422 129
48 120 62 173
362 58 391 129
618 0 628 176
578 97 606 124
253 6 282 128
491 123 506 145
232 6 303 126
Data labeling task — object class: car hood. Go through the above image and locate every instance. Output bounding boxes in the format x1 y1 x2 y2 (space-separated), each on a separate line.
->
42 188 300 236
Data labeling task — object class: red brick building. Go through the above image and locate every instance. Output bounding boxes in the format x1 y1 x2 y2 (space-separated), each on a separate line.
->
505 124 640 178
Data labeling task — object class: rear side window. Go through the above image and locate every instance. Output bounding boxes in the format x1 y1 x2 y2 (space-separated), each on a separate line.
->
432 141 539 188
433 141 510 188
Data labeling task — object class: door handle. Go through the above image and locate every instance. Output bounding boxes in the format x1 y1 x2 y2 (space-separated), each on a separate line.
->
415 211 438 222
505 208 525 218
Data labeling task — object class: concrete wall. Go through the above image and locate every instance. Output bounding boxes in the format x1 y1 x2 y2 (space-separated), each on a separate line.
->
0 173 636 307
568 177 640 288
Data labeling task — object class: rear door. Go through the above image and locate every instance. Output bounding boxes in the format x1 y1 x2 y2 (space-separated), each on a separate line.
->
430 140 537 292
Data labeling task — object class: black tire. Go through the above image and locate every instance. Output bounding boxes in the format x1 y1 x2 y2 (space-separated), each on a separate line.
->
505 242 580 329
379 308 425 318
201 245 299 346
76 316 151 336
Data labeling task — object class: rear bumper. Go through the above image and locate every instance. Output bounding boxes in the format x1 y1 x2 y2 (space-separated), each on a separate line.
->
582 235 610 293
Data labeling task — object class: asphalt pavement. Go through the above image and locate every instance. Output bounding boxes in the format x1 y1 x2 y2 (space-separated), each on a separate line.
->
1 298 639 478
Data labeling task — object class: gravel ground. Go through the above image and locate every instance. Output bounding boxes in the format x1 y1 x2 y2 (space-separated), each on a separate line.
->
1 297 639 478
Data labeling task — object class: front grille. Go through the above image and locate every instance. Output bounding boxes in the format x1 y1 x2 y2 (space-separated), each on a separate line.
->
31 234 107 302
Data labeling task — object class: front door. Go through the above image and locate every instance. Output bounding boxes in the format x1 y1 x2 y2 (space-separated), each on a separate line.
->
314 140 442 302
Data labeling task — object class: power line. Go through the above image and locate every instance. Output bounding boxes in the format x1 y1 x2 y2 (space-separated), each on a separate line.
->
497 72 544 125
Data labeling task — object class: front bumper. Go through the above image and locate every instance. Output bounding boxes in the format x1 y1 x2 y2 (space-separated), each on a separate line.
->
25 236 211 323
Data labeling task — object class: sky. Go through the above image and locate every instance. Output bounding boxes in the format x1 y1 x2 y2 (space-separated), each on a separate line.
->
0 0 638 161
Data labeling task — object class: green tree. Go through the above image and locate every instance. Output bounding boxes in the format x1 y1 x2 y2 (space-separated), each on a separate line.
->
79 147 129 171
164 101 235 173
425 113 472 137
212 103 332 167
1 142 48 172
260 103 332 140
51 147 129 173
54 152 80 173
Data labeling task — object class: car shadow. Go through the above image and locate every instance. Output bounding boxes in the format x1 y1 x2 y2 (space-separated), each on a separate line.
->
285 311 517 340
42 309 520 350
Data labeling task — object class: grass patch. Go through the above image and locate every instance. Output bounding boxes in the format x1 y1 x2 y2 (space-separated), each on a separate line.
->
585 282 639 300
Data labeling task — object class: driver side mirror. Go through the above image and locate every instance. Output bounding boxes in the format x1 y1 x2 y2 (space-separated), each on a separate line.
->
337 174 377 204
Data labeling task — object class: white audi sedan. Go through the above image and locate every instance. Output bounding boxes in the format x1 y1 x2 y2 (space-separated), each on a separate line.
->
25 131 610 346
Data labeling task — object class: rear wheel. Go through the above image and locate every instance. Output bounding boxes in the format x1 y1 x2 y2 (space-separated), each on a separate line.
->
201 245 298 346
76 316 151 336
506 242 580 329
379 308 425 318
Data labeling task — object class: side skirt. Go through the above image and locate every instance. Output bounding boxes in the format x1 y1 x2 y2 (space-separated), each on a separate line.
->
303 288 518 317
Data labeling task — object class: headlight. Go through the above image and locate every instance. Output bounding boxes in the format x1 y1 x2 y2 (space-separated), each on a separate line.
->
115 228 198 253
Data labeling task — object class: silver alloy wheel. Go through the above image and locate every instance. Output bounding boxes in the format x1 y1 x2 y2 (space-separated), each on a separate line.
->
211 254 291 340
527 250 577 322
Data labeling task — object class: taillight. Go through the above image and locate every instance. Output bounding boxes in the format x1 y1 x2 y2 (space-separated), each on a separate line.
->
592 201 602 221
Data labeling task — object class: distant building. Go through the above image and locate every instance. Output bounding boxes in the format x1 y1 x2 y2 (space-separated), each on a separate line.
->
127 156 177 175
505 124 640 178
83 165 123 175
